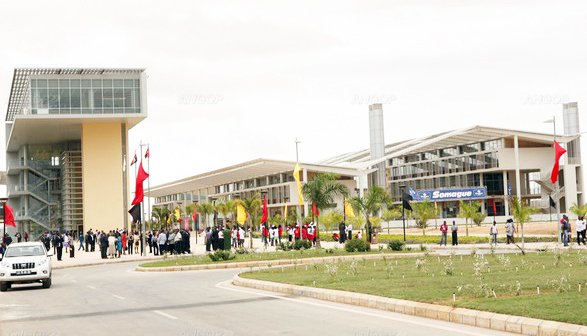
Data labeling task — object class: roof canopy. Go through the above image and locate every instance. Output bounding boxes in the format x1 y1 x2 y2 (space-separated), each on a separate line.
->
148 158 365 198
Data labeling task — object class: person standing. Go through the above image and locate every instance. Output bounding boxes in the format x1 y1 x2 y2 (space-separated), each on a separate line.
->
338 221 347 244
576 216 586 245
451 221 458 246
78 232 85 251
505 219 515 244
157 230 167 254
24 232 29 242
562 215 571 247
55 233 64 261
490 221 498 245
439 221 448 246
205 228 212 252
121 231 128 255
347 223 353 240
99 231 108 259
108 231 116 258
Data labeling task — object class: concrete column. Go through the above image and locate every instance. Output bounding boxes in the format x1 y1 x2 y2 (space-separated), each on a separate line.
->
503 171 510 216
514 135 522 202
479 173 486 214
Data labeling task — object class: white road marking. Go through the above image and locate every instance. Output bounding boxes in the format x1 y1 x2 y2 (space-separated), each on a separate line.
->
71 279 77 283
0 304 30 308
111 294 125 300
216 281 509 336
87 285 96 289
153 310 178 320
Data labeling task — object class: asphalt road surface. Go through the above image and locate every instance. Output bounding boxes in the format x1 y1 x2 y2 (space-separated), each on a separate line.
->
0 262 517 336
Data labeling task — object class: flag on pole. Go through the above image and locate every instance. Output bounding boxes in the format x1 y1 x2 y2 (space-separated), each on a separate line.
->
550 141 567 184
312 203 320 216
130 152 137 166
128 203 141 224
284 204 288 216
236 204 247 225
192 207 198 223
261 196 268 224
344 200 355 218
131 161 149 205
174 208 181 222
549 195 556 208
492 200 497 215
293 163 304 205
145 147 150 159
3 203 16 227
402 191 413 211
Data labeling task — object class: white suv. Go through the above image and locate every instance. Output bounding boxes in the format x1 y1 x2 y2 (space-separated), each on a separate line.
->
0 242 52 291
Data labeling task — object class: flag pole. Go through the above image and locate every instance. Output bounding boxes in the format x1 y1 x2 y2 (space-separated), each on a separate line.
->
146 145 151 236
139 141 146 256
553 116 561 244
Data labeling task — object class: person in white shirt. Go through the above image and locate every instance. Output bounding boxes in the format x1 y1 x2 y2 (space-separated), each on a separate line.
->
489 221 498 245
576 216 586 245
346 224 353 240
157 231 167 254
238 227 245 247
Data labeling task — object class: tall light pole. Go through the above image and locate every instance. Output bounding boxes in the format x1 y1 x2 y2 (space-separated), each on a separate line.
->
295 138 302 241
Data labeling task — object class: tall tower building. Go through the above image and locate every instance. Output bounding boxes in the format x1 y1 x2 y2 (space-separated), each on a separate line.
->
368 103 386 188
4 68 147 236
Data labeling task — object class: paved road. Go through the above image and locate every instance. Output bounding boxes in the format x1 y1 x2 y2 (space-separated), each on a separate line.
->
0 263 516 336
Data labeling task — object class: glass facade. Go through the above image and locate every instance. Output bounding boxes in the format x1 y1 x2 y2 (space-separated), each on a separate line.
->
30 78 141 115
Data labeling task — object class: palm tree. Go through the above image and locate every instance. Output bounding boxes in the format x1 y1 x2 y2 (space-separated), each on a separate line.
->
236 193 262 248
185 203 196 230
197 202 215 229
569 202 587 218
319 210 343 232
215 201 234 227
224 199 236 223
302 173 349 248
412 200 437 236
348 185 389 243
151 207 169 229
382 206 402 234
511 197 537 252
458 200 482 237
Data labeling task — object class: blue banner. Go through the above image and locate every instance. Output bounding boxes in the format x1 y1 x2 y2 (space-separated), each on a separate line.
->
413 187 487 202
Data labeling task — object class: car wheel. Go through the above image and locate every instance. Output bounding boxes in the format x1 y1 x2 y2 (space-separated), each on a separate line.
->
0 282 8 292
42 278 51 289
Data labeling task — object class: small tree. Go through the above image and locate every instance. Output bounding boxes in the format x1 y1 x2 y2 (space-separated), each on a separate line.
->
235 194 262 248
319 210 344 232
411 200 437 236
569 202 587 218
472 212 486 226
382 207 402 234
458 200 482 236
511 197 537 252
196 202 215 229
349 185 390 243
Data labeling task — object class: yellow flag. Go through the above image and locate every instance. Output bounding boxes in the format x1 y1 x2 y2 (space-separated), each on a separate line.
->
236 204 247 225
284 204 288 217
293 163 304 205
175 208 181 220
344 200 355 218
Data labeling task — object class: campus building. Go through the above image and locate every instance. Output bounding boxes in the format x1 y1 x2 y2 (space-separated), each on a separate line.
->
151 103 582 226
4 68 147 236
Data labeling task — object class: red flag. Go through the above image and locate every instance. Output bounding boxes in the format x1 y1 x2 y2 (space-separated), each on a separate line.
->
550 141 567 184
492 200 497 215
145 148 150 159
261 196 268 224
130 152 137 166
131 161 150 205
192 207 198 222
312 202 320 216
4 203 15 227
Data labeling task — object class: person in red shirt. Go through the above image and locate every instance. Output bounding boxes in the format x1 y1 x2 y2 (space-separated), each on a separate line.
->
439 221 448 246
278 225 283 244
262 225 269 245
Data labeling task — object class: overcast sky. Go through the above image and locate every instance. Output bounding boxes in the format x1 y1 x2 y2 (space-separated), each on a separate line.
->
1 0 586 187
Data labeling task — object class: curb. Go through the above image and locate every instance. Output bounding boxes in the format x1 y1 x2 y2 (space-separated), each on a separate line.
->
135 253 426 272
53 255 173 270
233 274 587 336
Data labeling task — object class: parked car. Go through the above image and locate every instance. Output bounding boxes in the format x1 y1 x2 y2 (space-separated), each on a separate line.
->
0 242 52 291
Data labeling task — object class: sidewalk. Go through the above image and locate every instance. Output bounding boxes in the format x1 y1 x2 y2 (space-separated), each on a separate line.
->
49 236 343 269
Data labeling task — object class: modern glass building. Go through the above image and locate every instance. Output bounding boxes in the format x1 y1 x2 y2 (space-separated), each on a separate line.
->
5 68 147 237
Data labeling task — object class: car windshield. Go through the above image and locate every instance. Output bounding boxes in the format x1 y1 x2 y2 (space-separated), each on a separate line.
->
4 246 45 258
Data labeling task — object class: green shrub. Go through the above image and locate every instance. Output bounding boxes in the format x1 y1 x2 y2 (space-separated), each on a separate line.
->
345 239 371 253
278 241 294 251
208 250 236 262
388 240 405 251
294 239 313 250
235 247 250 254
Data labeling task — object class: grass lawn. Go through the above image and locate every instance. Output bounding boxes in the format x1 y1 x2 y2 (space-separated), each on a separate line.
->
140 248 412 268
319 233 558 244
243 249 587 325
